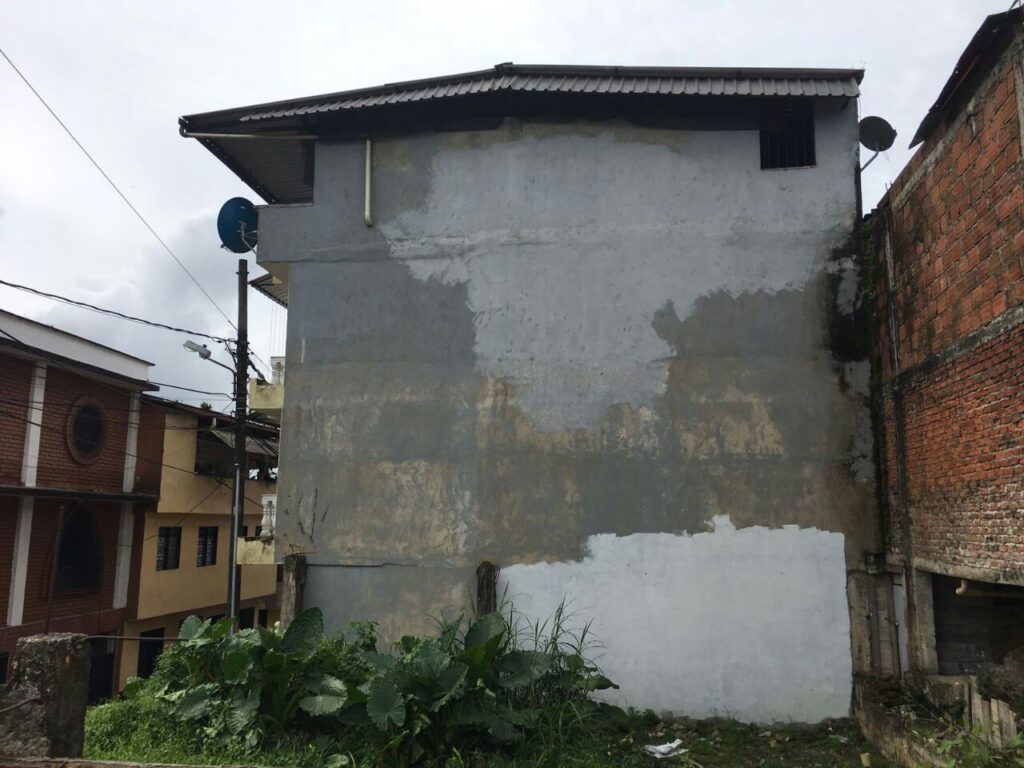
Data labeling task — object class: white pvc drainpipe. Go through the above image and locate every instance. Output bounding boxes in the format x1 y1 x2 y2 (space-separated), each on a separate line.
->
364 139 374 227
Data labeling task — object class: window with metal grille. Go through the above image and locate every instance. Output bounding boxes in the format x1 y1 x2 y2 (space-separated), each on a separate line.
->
760 100 815 169
156 527 181 571
197 526 218 567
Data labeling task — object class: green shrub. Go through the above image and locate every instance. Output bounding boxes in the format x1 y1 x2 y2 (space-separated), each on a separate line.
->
86 605 622 766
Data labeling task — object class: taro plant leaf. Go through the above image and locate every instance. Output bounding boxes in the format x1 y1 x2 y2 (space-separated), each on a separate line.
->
367 677 406 730
495 650 552 688
178 615 207 641
223 649 254 683
173 683 219 719
301 675 350 715
257 625 280 650
209 617 235 641
299 693 348 716
280 607 324 656
227 688 260 734
464 613 505 650
430 661 468 710
454 702 523 744
412 640 450 684
458 630 505 678
309 674 349 696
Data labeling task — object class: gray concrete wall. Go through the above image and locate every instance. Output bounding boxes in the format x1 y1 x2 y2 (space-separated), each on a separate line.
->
260 100 879 721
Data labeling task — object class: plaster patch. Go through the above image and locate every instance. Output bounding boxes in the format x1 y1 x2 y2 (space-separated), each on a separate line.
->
499 519 852 723
387 124 855 431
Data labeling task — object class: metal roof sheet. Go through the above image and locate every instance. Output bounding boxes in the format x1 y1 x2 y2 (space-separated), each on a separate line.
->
180 63 863 205
230 65 862 123
909 8 1022 147
251 273 288 309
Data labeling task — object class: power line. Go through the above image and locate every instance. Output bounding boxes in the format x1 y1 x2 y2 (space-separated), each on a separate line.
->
0 405 273 504
0 278 231 343
0 45 237 332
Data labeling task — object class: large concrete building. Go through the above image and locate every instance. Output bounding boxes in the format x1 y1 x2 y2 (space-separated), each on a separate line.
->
182 64 880 721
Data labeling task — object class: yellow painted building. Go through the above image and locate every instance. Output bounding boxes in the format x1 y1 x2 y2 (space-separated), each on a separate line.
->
116 399 279 689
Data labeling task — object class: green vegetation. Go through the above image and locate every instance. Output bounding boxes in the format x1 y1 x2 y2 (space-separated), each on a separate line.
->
86 605 897 767
86 605 636 767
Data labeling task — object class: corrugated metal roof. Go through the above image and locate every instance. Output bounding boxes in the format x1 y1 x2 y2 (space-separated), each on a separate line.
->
909 8 1022 147
180 63 863 204
251 273 288 308
232 65 862 123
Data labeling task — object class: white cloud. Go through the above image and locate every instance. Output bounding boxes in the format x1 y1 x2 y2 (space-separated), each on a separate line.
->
0 0 1001 389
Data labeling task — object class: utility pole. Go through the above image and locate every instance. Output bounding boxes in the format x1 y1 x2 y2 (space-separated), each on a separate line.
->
227 257 248 623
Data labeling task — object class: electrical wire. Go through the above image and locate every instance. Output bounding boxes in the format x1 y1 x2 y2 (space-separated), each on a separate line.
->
0 278 232 343
141 481 226 541
0 405 272 507
0 45 237 332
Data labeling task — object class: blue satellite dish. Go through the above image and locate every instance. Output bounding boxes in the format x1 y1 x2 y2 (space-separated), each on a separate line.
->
217 197 258 253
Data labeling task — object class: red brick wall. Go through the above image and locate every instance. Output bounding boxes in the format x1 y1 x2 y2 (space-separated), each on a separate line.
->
34 368 130 493
134 401 165 495
0 496 17 626
0 353 33 485
19 499 121 626
875 38 1024 581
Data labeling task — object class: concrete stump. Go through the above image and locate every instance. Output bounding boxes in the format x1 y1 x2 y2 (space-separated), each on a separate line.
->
0 634 90 758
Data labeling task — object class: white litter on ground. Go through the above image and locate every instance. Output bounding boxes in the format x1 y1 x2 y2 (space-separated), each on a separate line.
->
642 738 688 759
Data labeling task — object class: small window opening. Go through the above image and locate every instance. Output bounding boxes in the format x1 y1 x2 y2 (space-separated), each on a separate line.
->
55 505 102 593
197 526 219 567
760 100 816 169
156 527 181 571
67 399 106 463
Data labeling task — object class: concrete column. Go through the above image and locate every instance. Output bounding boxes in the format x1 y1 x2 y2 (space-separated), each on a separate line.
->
279 554 307 628
906 568 938 675
0 634 90 758
111 502 134 610
8 362 46 627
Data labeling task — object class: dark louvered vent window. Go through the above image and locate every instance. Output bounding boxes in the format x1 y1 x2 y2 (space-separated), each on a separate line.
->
156 527 181 571
760 100 816 169
197 526 219 567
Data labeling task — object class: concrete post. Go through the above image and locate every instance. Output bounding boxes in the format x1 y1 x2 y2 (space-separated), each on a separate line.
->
907 569 939 675
0 634 90 758
280 554 307 628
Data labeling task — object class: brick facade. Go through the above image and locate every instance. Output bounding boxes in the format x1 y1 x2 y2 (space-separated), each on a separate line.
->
0 356 33 485
874 31 1024 585
0 344 147 688
34 367 132 493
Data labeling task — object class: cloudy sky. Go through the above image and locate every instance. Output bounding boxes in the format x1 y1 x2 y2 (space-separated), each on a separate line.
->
0 0 1001 402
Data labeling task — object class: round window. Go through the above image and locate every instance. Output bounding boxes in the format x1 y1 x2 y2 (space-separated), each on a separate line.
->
67 399 106 463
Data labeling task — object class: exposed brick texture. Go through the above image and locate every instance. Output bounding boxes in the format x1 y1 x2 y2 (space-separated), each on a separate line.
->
0 355 33 485
34 368 131 493
875 37 1024 583
18 500 121 627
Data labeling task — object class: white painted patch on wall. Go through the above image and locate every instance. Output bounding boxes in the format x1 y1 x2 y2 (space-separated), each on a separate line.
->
498 517 851 724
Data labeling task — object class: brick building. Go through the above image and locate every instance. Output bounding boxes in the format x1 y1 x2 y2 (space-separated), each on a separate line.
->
872 8 1024 677
0 309 155 700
